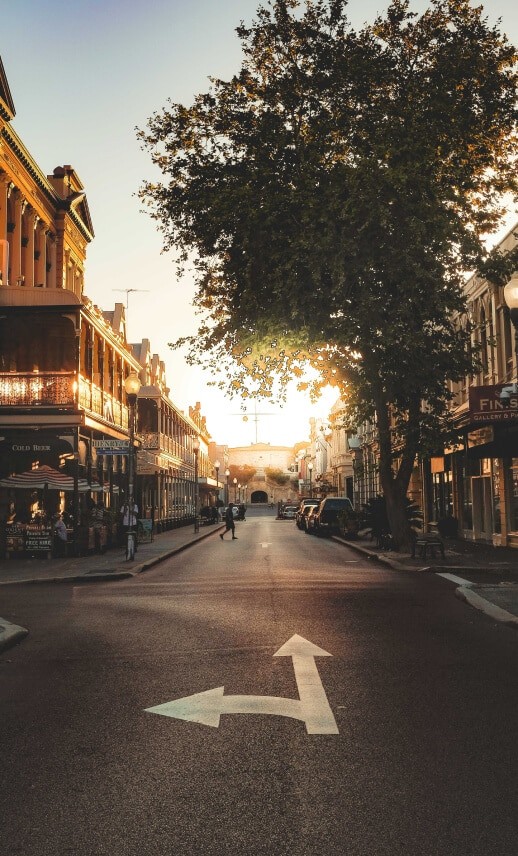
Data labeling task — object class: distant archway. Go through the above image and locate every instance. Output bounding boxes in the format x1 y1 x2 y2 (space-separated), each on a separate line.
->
251 490 268 504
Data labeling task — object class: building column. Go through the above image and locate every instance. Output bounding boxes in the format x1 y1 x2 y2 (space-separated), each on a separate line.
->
0 174 8 285
0 172 8 241
10 189 23 285
34 222 47 287
47 235 57 288
23 208 36 287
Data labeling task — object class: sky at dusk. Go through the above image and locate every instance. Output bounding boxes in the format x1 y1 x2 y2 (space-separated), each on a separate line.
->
2 0 517 447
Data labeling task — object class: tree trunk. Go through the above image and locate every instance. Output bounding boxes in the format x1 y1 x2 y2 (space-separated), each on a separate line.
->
375 394 417 553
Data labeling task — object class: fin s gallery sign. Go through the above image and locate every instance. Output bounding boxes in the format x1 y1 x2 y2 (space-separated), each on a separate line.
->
469 384 518 422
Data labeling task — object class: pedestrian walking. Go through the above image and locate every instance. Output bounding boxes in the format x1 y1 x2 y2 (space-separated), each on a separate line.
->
121 500 139 551
220 503 237 540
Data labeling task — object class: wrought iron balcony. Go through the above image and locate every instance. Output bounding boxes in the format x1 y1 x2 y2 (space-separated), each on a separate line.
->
0 372 76 406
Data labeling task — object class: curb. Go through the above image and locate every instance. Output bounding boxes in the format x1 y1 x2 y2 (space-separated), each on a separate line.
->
0 618 28 653
455 585 518 628
331 536 417 572
0 524 224 587
330 536 505 576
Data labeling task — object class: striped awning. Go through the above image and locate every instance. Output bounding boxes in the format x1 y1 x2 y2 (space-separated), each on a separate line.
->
0 465 75 491
0 466 105 494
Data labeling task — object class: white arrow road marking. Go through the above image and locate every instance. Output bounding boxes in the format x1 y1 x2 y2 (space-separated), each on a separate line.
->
145 687 305 728
145 634 339 735
274 635 339 734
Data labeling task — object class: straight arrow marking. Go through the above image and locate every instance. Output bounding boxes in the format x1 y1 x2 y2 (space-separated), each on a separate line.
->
145 634 339 735
274 635 339 734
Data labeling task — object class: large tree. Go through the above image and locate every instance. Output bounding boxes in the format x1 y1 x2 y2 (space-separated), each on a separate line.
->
138 0 517 549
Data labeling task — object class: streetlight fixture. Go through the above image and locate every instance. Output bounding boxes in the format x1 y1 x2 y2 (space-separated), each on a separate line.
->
225 468 230 506
308 461 313 498
193 437 200 532
233 476 238 502
124 370 141 561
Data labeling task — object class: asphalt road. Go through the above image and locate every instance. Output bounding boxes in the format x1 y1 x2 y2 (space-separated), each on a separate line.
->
2 508 518 855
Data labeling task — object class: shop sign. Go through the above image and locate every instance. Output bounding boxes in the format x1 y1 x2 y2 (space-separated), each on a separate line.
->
430 457 445 473
137 519 153 543
5 523 25 552
92 439 129 455
24 525 53 552
0 434 74 455
469 385 518 422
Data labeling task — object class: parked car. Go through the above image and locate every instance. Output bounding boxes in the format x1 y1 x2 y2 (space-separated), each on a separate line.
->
296 499 320 530
305 503 321 534
220 505 239 520
312 497 359 538
280 504 299 520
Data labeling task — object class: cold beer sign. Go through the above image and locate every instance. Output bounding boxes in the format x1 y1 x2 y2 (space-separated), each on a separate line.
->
469 384 518 423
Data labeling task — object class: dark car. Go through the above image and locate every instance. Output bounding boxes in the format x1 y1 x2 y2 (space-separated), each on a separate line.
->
305 503 321 534
296 498 320 530
312 497 359 538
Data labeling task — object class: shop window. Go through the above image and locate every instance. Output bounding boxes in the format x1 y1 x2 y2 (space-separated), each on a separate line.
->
432 467 453 521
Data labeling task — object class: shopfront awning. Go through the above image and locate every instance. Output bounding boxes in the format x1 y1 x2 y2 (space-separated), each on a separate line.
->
0 465 102 493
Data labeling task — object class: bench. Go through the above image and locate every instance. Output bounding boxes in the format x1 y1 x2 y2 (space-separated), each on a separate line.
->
411 533 445 560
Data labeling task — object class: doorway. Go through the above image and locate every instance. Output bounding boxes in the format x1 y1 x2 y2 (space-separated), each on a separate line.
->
471 476 493 540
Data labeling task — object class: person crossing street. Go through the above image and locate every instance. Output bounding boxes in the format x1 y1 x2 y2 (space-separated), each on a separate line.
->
220 503 237 540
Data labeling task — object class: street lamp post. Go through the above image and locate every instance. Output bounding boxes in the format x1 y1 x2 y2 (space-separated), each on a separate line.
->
233 477 238 502
124 371 141 561
193 438 200 533
308 462 313 498
225 469 230 506
214 459 220 506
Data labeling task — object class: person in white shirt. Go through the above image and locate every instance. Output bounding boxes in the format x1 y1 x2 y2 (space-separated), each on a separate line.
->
121 501 139 550
54 514 68 557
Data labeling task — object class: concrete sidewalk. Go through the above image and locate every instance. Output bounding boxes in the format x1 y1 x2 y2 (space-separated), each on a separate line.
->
0 521 225 586
0 521 225 652
333 533 518 628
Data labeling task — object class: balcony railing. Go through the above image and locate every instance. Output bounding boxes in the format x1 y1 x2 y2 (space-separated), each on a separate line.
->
0 372 75 406
78 376 128 430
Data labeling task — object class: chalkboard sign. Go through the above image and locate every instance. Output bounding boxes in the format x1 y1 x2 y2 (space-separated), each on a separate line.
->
5 523 25 553
25 525 53 552
137 519 153 543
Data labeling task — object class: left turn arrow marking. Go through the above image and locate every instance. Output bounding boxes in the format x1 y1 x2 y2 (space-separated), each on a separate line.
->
145 635 339 735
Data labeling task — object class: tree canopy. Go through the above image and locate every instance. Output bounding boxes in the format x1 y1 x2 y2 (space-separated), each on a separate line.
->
138 0 517 546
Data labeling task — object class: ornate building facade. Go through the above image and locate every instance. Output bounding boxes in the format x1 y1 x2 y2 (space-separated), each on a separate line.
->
0 55 214 554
